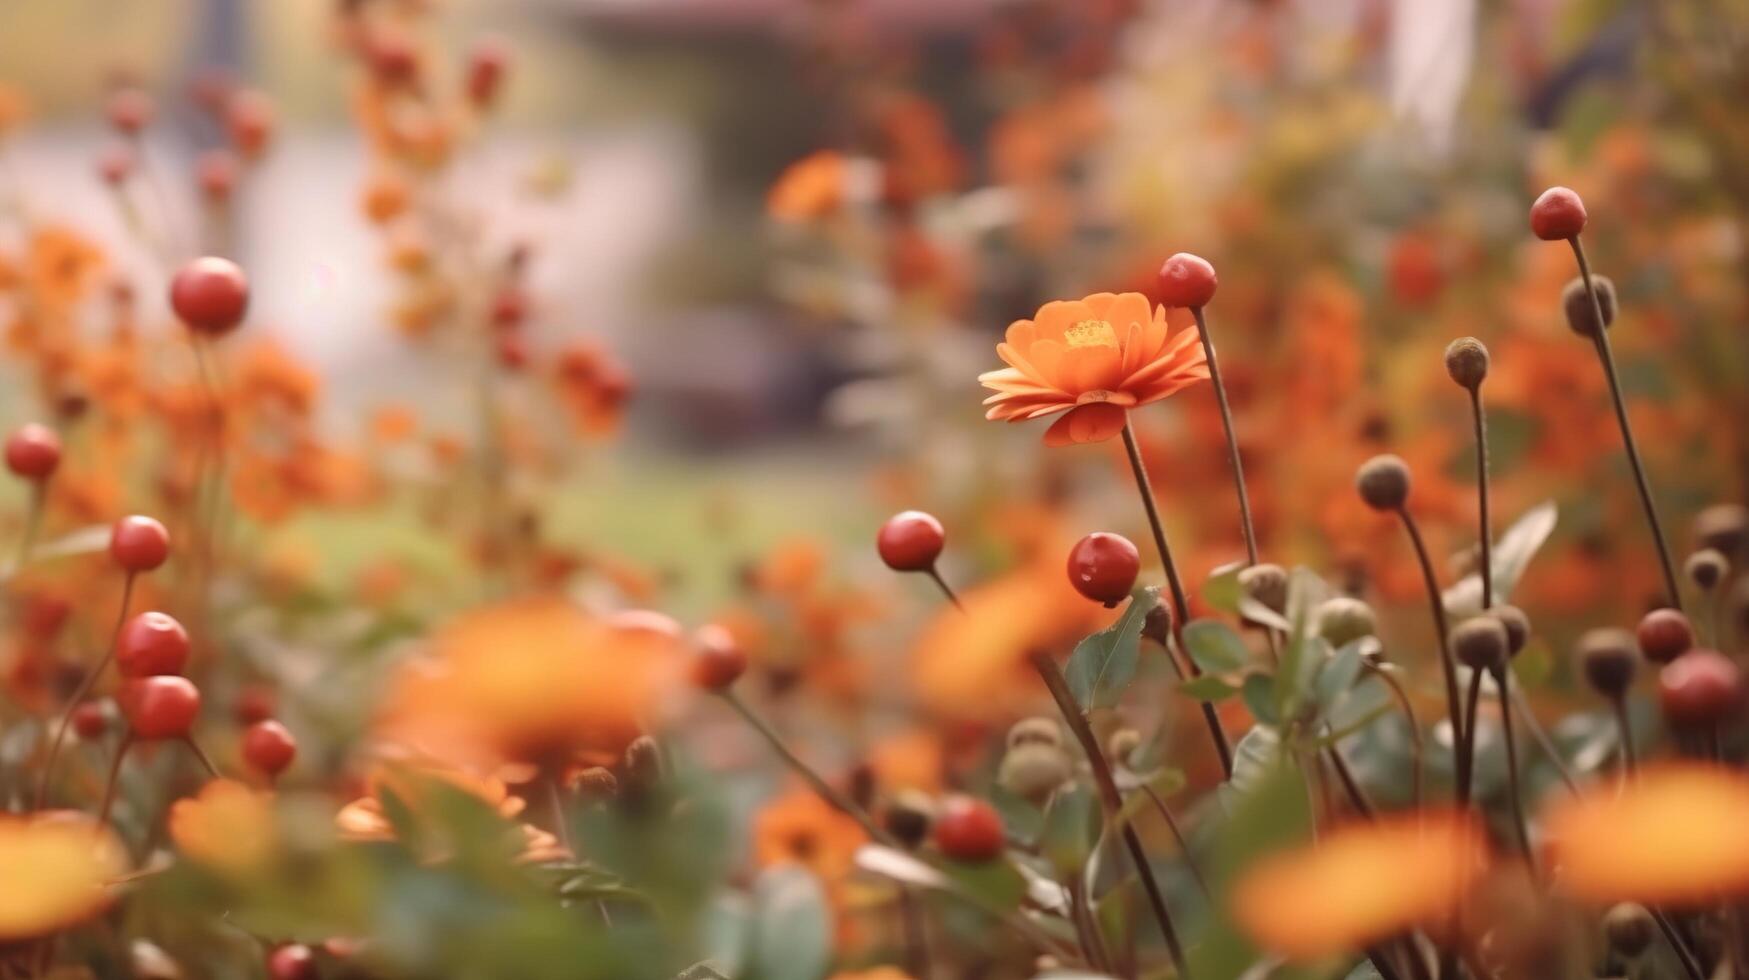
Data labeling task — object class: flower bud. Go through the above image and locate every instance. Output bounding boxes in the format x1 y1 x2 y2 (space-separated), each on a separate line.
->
1603 903 1656 960
997 742 1073 803
1355 455 1411 512
1006 717 1062 750
1443 336 1489 390
1530 186 1587 241
1635 608 1694 665
623 735 663 792
1561 275 1616 337
569 766 618 799
1142 599 1172 646
1578 628 1638 699
1452 617 1509 671
883 790 934 850
1238 563 1289 616
1491 605 1531 658
1106 727 1141 766
1685 548 1728 592
1313 597 1376 650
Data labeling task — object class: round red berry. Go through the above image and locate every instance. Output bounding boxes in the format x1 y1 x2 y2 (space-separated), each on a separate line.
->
109 515 170 572
1156 252 1218 308
242 719 297 777
196 150 239 203
1530 186 1588 241
267 944 317 980
234 685 277 725
1066 532 1140 607
226 89 275 160
169 256 250 335
933 795 1006 862
1636 608 1695 665
117 611 191 677
97 144 135 186
104 88 154 135
71 701 108 740
120 675 201 740
877 511 945 572
490 288 527 329
5 423 62 480
692 624 747 691
1659 650 1742 729
467 38 510 107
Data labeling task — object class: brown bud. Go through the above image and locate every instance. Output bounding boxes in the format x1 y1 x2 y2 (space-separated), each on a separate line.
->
1491 605 1531 658
1142 599 1172 646
1561 275 1616 337
1603 903 1656 959
997 742 1073 803
1578 628 1638 699
1006 717 1062 750
1314 597 1377 649
882 789 934 849
569 766 618 799
1452 616 1509 671
1238 563 1289 616
1443 336 1489 389
1684 548 1728 592
1355 455 1411 512
1693 504 1747 558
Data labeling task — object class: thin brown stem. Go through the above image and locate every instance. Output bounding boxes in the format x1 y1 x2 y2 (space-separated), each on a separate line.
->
1493 667 1535 868
96 734 133 829
1397 508 1466 753
1508 682 1580 794
183 736 220 779
925 566 963 611
1652 906 1707 980
1120 418 1234 779
1190 306 1258 565
12 481 44 570
37 572 137 808
1569 237 1683 611
1468 387 1494 610
1456 671 1483 807
1612 695 1638 780
1365 661 1423 808
1140 782 1210 899
1325 742 1377 820
719 689 897 847
896 885 930 978
1029 651 1189 978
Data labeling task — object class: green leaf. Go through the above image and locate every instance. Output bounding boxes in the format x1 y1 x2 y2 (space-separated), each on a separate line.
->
1227 724 1282 796
1179 674 1240 702
1065 587 1159 709
1182 619 1250 673
1039 787 1099 878
1241 673 1278 726
1201 560 1246 614
1112 768 1188 834
1442 501 1557 615
1314 641 1366 717
745 866 831 980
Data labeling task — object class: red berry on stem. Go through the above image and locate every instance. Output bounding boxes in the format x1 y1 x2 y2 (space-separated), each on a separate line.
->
933 795 1006 862
234 684 277 725
169 256 250 335
466 37 510 107
692 623 746 691
877 511 945 572
5 423 62 480
1156 252 1218 308
226 89 275 160
1659 650 1742 729
1636 608 1695 665
97 144 135 186
1066 532 1140 607
267 944 317 980
120 676 201 740
116 611 191 677
71 701 108 740
196 149 239 204
109 515 170 572
242 719 297 777
1530 186 1588 241
104 88 154 135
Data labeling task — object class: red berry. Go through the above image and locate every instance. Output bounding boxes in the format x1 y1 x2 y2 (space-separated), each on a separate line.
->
196 150 239 203
226 89 275 160
490 288 527 329
466 37 510 107
933 795 1006 862
71 701 108 740
877 511 945 572
1636 608 1695 665
1530 186 1587 241
1659 650 1742 729
109 515 170 572
242 719 297 777
97 144 135 186
1156 252 1218 308
119 676 201 740
234 685 277 725
5 423 62 480
691 624 746 691
116 611 191 677
367 33 421 86
495 333 528 371
267 944 317 980
169 256 250 335
1066 532 1140 607
104 88 154 135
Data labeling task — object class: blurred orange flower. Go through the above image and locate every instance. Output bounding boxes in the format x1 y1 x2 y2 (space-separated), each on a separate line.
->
169 779 279 873
0 813 127 941
980 292 1208 446
1544 764 1749 906
753 786 868 885
768 150 848 223
336 761 568 864
1231 811 1485 960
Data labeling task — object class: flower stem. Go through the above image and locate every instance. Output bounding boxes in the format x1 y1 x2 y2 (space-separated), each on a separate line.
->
1120 418 1234 779
36 572 136 808
925 566 963 611
1029 651 1188 978
1493 667 1535 868
1612 694 1637 780
1651 907 1707 980
1467 387 1493 610
1365 660 1423 808
1190 307 1258 565
1325 742 1376 820
1396 508 1466 754
184 736 220 779
718 689 897 847
1456 671 1483 808
96 734 133 829
1568 237 1683 611
12 481 45 570
1508 683 1579 794
1139 782 1210 899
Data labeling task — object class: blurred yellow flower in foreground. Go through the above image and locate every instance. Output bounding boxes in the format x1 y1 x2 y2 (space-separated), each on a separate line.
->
336 761 569 864
170 779 278 873
1231 811 1485 960
0 814 127 941
377 598 683 768
1544 763 1749 905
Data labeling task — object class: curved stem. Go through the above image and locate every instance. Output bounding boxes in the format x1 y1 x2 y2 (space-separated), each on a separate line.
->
1493 667 1535 868
925 566 963 611
1325 742 1376 820
1467 387 1493 610
718 689 896 847
1612 695 1638 781
1568 237 1682 611
96 734 134 829
1397 508 1466 753
1365 661 1423 808
1140 782 1210 899
1508 682 1579 794
1030 652 1189 978
36 572 137 808
1651 906 1707 980
1120 418 1234 778
183 736 220 779
1456 672 1483 808
1190 306 1258 565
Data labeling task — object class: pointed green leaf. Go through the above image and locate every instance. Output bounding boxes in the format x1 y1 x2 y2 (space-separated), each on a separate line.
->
1241 673 1278 727
1179 674 1241 702
1065 587 1159 709
1182 618 1251 673
1443 501 1557 614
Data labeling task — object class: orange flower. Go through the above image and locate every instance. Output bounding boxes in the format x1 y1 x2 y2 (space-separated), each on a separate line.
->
0 813 128 941
169 779 279 873
335 761 568 864
980 292 1208 446
1231 811 1485 960
753 786 868 885
1544 763 1749 906
768 150 849 223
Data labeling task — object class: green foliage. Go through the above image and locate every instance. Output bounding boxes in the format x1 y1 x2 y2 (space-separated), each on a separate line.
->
1066 586 1160 709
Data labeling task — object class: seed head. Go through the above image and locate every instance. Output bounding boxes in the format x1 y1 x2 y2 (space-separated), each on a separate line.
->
1006 716 1062 751
1238 563 1289 616
1491 605 1532 658
1355 454 1411 512
1577 628 1638 699
997 742 1073 803
1602 903 1656 959
1560 275 1616 337
1106 727 1142 766
883 790 934 850
1314 597 1377 650
1685 548 1729 592
1451 617 1509 671
1443 336 1490 390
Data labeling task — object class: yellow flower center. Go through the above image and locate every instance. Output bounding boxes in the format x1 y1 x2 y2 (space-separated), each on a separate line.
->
1063 319 1118 349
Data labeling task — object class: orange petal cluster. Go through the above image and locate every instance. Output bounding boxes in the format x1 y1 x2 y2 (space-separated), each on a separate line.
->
980 292 1208 446
169 779 279 873
0 813 128 942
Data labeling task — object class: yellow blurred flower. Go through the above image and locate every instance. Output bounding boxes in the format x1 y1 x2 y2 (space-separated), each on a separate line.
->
336 761 570 865
1231 811 1485 961
1545 763 1749 906
169 779 279 873
0 813 128 941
